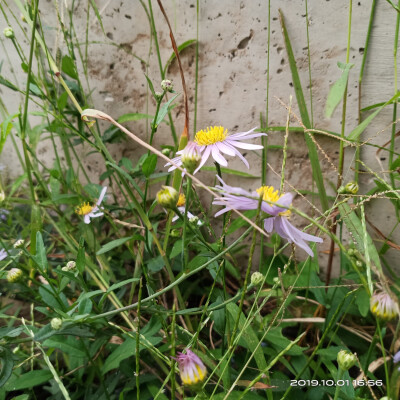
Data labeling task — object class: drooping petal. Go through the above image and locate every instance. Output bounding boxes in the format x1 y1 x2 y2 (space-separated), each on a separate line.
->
97 186 108 206
211 145 228 166
228 141 264 150
84 214 91 224
194 145 212 174
263 217 275 233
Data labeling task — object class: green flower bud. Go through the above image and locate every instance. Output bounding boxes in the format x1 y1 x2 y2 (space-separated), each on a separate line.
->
3 27 14 39
161 79 173 92
181 142 202 174
62 260 76 272
337 350 357 370
51 317 63 330
162 148 171 157
7 268 23 283
170 229 181 238
189 216 199 225
338 181 359 195
13 239 24 249
251 272 264 286
156 186 179 210
154 91 163 101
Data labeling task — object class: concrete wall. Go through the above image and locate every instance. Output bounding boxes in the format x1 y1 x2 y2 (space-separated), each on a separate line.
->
0 0 399 267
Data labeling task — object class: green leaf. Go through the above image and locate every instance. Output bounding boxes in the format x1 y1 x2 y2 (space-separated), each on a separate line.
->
142 154 158 178
118 113 154 123
227 303 267 371
279 10 329 212
163 39 197 75
325 62 354 118
347 91 400 143
43 335 87 358
0 346 13 387
61 55 78 80
0 112 19 154
202 166 260 178
57 91 68 111
33 231 48 273
4 370 53 391
0 75 19 92
154 93 180 127
144 74 157 98
76 237 86 274
338 202 382 273
89 0 106 35
170 240 183 259
107 278 139 293
355 288 370 317
96 236 135 255
147 255 164 273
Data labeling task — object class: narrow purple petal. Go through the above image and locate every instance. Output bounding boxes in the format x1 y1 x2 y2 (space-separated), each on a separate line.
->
97 186 108 206
194 146 212 174
215 141 236 156
393 351 400 363
264 217 274 233
211 146 228 166
228 141 264 150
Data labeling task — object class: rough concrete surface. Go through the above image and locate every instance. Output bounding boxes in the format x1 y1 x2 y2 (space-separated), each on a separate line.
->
0 0 399 270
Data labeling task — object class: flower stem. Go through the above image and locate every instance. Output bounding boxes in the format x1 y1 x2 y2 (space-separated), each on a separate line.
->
333 368 344 400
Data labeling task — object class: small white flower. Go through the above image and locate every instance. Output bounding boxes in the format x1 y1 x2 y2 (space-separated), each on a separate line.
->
76 186 107 224
172 194 202 225
14 239 24 248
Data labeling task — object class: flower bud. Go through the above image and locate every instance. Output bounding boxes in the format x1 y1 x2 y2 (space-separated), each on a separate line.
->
337 350 357 370
251 272 264 286
338 181 359 195
3 27 14 39
175 349 206 386
189 216 200 225
170 229 181 238
62 260 76 272
162 148 171 157
51 317 63 330
7 268 23 283
0 191 5 203
161 79 173 92
156 186 179 209
370 291 399 321
154 91 164 101
181 142 202 174
13 239 24 249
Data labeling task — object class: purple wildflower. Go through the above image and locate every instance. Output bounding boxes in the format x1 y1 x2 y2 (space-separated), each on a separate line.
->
0 248 7 261
213 177 323 257
166 126 265 174
174 349 207 385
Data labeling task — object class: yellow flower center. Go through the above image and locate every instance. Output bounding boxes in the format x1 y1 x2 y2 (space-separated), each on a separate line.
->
76 202 94 216
177 193 186 207
256 186 291 216
194 126 228 146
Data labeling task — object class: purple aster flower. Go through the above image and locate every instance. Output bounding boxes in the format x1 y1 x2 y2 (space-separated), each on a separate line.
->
0 248 7 261
213 177 323 257
174 349 207 386
393 350 400 364
75 186 107 224
166 126 265 174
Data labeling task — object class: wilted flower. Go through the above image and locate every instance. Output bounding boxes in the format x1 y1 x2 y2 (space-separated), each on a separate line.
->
161 79 173 92
172 193 201 225
213 177 323 257
3 27 14 39
156 186 179 210
62 260 76 272
337 350 357 370
174 349 207 386
0 249 7 261
76 186 107 224
13 239 24 248
251 272 264 286
7 268 22 283
370 291 399 321
51 317 63 330
166 126 265 174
